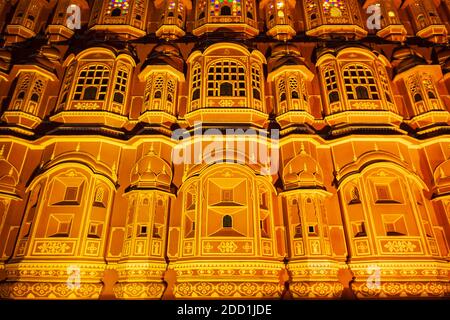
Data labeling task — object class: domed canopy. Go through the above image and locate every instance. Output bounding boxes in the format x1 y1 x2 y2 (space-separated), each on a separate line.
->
142 43 184 73
283 147 324 190
40 44 61 62
130 150 172 190
437 47 450 75
268 43 306 73
391 46 427 75
0 48 12 73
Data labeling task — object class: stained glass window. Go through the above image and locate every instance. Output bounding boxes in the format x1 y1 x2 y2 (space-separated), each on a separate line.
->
107 0 130 16
322 0 344 17
210 0 242 16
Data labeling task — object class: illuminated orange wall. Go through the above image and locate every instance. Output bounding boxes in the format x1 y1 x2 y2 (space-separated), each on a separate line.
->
0 0 449 299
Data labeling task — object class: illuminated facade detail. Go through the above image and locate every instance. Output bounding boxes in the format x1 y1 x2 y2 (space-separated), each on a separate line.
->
4 0 48 45
47 0 90 42
317 47 400 135
392 47 449 136
407 0 448 44
260 0 296 40
89 0 147 38
155 0 192 39
194 0 258 36
363 0 406 42
186 43 267 126
50 47 136 129
304 0 367 39
0 1 449 300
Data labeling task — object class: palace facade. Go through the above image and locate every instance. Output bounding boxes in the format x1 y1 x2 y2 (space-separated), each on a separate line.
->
0 0 450 299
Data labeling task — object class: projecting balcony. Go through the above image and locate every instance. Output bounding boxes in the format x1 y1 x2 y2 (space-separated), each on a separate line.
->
156 17 185 39
324 99 403 134
193 15 259 37
50 100 129 128
185 96 268 127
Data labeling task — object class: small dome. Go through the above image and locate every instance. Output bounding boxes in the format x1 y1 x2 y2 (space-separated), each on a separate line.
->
268 43 307 73
283 147 323 189
271 43 302 57
391 46 427 75
0 48 12 72
41 45 61 62
130 150 172 190
437 47 450 74
142 43 184 73
0 158 19 193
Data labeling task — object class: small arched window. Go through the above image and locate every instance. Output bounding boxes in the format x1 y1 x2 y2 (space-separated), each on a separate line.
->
220 82 233 96
113 92 124 103
83 86 98 100
154 91 162 99
111 8 122 16
343 64 379 100
414 93 423 102
329 91 340 103
191 63 202 101
30 93 39 103
356 86 369 100
207 60 245 97
74 65 110 101
220 6 231 16
223 215 232 228
17 91 25 100
428 91 436 99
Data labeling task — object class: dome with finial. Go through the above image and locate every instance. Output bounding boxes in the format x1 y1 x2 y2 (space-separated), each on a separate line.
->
0 146 19 195
436 47 450 74
142 43 184 73
283 144 324 189
130 148 172 190
391 46 427 75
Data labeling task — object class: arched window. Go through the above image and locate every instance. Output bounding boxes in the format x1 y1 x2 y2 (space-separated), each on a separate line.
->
220 5 231 15
220 82 233 96
343 64 379 100
324 67 339 103
278 79 286 103
108 0 129 16
207 60 246 97
191 63 201 101
223 215 232 228
113 68 128 105
356 86 369 100
17 91 25 100
329 91 340 103
289 77 299 99
113 92 124 103
210 0 242 17
83 86 98 100
251 65 261 100
167 79 176 103
414 93 423 102
154 76 164 99
111 8 122 16
30 93 39 102
73 65 110 101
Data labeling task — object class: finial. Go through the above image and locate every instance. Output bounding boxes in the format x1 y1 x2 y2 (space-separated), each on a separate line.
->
300 142 306 154
112 162 117 180
75 142 80 152
0 145 4 158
